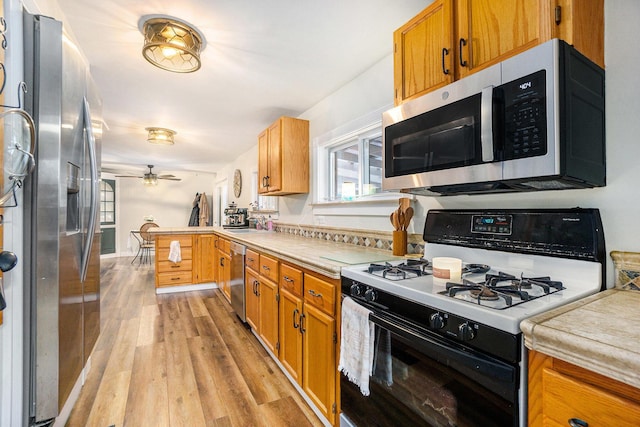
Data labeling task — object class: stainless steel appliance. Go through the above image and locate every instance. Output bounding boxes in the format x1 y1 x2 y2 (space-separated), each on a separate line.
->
229 241 247 321
340 209 604 427
22 13 102 427
223 202 249 228
382 39 606 195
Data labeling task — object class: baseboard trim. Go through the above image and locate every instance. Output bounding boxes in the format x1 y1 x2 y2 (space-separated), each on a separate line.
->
155 282 218 294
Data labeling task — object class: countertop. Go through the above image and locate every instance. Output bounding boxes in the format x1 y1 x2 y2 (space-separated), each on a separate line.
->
521 289 640 389
149 226 404 279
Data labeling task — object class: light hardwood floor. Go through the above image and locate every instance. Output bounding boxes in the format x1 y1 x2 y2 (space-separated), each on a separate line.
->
66 257 324 427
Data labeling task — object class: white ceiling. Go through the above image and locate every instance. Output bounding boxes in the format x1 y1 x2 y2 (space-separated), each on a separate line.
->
52 0 428 176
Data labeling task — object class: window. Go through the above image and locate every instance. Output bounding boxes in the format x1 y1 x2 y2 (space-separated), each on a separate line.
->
328 128 382 201
100 179 115 224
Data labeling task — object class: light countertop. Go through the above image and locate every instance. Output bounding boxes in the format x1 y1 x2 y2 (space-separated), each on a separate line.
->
149 226 404 279
521 289 640 389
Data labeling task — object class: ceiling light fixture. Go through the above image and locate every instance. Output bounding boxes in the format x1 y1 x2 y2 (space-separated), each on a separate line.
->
139 15 205 73
146 127 176 145
143 174 158 186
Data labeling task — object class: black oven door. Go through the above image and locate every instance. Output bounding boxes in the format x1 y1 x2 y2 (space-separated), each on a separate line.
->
340 312 518 427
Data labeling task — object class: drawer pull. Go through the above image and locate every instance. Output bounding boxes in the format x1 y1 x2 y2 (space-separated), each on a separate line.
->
262 265 270 271
308 289 323 298
171 265 180 268
283 276 294 283
171 277 180 281
568 419 588 427
248 257 255 263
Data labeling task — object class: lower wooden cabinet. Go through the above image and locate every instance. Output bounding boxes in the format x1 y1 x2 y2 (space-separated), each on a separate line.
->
258 276 279 354
278 263 337 425
528 350 640 427
194 234 217 283
155 235 194 287
245 252 280 355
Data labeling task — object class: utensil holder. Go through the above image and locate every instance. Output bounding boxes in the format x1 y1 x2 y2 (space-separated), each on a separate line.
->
392 230 407 256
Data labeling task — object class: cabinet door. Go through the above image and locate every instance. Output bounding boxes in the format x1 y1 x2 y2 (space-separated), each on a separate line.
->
245 268 260 331
194 234 216 283
222 252 231 301
394 0 454 105
259 277 279 355
258 130 269 194
266 120 282 192
457 0 549 78
302 303 336 424
279 288 303 385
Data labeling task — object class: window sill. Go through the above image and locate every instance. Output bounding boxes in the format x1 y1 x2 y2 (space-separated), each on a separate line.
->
311 193 414 216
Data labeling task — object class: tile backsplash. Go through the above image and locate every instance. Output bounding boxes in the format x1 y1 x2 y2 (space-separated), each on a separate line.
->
274 222 424 255
610 251 640 290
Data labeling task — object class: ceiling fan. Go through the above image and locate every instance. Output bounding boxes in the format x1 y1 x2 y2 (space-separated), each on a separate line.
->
115 165 181 185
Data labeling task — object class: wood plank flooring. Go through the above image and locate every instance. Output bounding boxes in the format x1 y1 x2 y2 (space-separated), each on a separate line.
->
66 257 324 427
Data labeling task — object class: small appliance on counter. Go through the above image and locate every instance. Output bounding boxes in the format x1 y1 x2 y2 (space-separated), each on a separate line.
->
223 202 249 228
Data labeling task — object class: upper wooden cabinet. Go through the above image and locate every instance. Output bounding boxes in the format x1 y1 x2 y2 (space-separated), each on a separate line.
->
258 116 309 195
394 0 604 105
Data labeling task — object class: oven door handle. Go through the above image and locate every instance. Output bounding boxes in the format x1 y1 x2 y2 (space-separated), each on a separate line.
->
370 312 516 386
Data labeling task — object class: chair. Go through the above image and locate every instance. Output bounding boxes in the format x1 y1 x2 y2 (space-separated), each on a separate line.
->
139 222 158 264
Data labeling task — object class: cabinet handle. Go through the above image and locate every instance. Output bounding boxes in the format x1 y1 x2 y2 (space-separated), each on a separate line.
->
262 176 268 188
220 257 224 267
283 275 294 283
299 313 306 334
293 308 300 328
308 289 323 298
254 280 260 296
568 419 588 427
262 265 270 272
247 257 254 263
459 38 468 67
441 47 449 75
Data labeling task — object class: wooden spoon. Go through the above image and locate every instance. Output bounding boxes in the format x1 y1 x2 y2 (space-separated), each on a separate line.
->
390 212 399 230
403 206 414 230
397 209 405 231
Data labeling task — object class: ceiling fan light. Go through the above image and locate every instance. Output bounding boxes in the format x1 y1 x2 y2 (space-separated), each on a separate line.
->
141 16 204 73
146 127 176 145
143 174 158 186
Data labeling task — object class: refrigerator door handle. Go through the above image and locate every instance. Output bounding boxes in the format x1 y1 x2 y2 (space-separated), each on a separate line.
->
80 97 98 283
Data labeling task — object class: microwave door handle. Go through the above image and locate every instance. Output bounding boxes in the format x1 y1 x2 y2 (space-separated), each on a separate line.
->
481 86 494 162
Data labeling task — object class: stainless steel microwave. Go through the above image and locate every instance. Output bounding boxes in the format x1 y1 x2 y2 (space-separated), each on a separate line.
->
382 39 605 196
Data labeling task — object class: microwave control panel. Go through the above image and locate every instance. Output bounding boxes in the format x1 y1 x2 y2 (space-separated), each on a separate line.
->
500 70 547 160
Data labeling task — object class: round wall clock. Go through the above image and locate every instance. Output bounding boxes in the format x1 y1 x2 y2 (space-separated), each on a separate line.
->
233 169 242 197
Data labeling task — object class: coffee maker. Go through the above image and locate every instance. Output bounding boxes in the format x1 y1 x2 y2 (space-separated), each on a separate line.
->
223 202 249 228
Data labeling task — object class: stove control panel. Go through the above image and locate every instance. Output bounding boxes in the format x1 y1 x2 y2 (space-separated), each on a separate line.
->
429 312 446 330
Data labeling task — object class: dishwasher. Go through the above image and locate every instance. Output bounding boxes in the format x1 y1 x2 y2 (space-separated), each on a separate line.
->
229 241 247 322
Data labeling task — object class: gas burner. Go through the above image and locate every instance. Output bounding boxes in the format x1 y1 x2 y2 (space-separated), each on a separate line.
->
463 263 491 274
469 286 500 301
367 262 424 281
445 279 517 307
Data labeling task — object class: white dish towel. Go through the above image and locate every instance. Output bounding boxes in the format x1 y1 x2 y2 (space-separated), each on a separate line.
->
168 240 181 263
338 296 375 396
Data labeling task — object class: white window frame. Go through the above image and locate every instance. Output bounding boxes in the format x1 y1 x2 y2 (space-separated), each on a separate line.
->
312 105 409 216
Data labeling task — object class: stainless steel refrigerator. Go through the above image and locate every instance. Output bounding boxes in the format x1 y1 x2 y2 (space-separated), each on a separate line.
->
22 13 102 427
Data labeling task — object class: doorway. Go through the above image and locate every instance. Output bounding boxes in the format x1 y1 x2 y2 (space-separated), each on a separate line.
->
100 179 116 255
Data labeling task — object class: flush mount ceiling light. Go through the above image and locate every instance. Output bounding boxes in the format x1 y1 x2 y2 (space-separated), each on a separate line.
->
139 15 205 73
146 127 176 145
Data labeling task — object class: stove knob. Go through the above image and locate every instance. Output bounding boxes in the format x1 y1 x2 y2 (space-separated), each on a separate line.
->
429 313 445 330
458 322 476 341
364 288 377 302
350 283 364 297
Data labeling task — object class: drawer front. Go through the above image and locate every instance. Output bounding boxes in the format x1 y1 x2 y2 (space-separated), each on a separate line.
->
280 263 303 297
157 271 193 287
259 254 279 282
303 274 336 316
157 259 193 273
542 368 640 426
157 235 193 249
246 249 260 271
157 246 193 261
219 238 231 255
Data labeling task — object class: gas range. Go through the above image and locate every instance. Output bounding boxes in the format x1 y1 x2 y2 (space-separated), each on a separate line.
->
341 209 606 335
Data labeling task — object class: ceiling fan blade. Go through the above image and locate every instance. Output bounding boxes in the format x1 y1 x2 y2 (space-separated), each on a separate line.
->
159 177 182 181
157 174 176 178
115 175 143 178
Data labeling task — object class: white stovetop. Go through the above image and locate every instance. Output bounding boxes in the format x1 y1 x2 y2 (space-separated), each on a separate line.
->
341 244 602 334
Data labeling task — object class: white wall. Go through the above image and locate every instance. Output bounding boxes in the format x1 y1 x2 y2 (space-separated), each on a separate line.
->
112 170 217 256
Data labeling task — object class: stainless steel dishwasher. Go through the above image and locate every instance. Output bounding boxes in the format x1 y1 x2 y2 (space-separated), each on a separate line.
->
229 241 247 322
